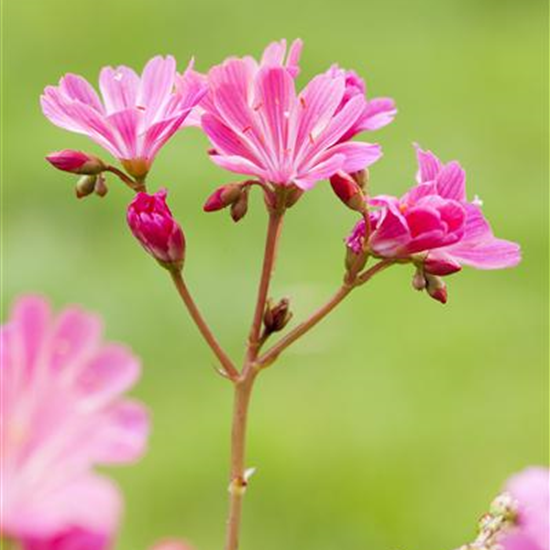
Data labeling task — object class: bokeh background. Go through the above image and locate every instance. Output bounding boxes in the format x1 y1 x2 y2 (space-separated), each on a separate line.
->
3 0 548 549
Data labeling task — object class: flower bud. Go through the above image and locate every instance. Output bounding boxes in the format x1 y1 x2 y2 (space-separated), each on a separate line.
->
230 189 249 222
411 267 427 291
203 183 243 212
264 298 292 334
425 273 448 304
127 189 185 270
94 174 108 197
75 175 98 198
330 172 365 211
350 169 369 192
47 150 105 175
424 255 462 276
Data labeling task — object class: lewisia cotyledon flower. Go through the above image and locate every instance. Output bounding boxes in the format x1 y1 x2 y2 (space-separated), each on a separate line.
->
501 467 549 550
1 296 149 548
347 145 521 272
41 56 207 179
197 40 392 190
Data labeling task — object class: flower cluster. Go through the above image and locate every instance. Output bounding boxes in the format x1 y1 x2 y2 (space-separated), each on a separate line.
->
28 37 532 550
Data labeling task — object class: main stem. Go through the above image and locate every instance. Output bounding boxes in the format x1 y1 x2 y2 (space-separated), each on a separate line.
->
224 208 285 550
224 371 257 550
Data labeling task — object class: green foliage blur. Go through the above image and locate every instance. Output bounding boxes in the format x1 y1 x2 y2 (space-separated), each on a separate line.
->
2 0 548 548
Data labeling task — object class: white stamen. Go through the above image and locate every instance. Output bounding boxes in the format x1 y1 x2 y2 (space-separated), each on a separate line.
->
114 71 124 82
473 194 483 207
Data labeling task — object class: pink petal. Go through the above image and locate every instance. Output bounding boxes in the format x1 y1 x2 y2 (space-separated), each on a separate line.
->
10 296 52 380
293 153 346 190
369 205 411 256
406 206 445 238
106 108 141 159
403 182 438 204
260 39 288 66
415 144 442 183
445 236 521 269
436 160 466 201
22 528 110 550
297 94 367 166
47 307 103 374
8 475 121 538
285 38 303 77
91 400 149 463
201 114 262 165
209 153 268 180
98 66 140 114
355 97 397 132
59 75 104 114
76 344 141 406
317 141 382 174
142 109 192 161
254 67 296 168
292 73 345 161
137 55 177 126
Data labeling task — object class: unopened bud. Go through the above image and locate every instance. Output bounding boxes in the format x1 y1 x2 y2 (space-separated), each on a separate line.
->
127 189 185 270
489 493 517 521
203 183 243 212
424 255 462 276
47 150 106 175
425 274 448 304
345 247 367 278
412 268 427 291
94 174 108 197
264 298 292 334
350 169 369 192
230 189 249 222
75 175 98 198
330 172 365 211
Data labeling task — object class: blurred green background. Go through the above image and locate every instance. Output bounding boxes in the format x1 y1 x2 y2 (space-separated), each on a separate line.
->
2 0 548 549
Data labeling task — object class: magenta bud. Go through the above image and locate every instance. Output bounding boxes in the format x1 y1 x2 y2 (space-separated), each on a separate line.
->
203 184 243 212
47 150 105 175
425 274 448 304
329 172 365 211
127 189 185 270
424 255 462 276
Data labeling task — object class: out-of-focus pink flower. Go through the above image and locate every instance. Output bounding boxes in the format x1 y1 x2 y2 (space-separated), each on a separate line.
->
196 41 383 190
1 296 149 548
501 467 549 550
41 56 206 179
149 540 195 550
127 189 185 269
346 145 521 272
325 65 397 140
46 150 105 175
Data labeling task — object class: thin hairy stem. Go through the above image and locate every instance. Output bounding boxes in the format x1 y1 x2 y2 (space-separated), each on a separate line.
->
170 270 239 380
104 165 146 192
257 259 394 367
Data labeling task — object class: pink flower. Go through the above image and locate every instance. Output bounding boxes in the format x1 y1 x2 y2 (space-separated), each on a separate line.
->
1 296 149 548
197 41 383 190
347 145 521 271
41 56 207 179
501 467 549 550
45 150 105 175
149 540 195 550
325 65 397 140
181 38 303 127
127 189 185 269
